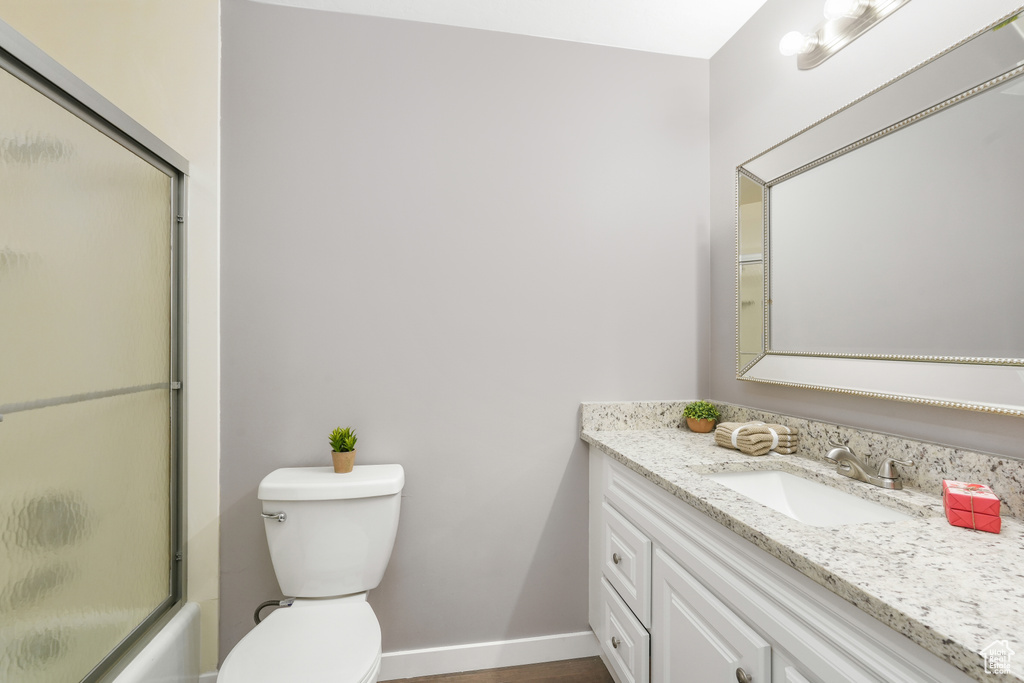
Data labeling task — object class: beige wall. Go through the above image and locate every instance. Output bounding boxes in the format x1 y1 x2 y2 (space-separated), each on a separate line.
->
0 0 221 673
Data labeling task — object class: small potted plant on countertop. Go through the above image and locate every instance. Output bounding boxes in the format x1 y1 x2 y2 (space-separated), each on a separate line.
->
329 426 358 473
683 401 720 433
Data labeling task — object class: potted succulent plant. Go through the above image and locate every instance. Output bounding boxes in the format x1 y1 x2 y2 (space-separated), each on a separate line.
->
683 401 720 433
329 427 358 473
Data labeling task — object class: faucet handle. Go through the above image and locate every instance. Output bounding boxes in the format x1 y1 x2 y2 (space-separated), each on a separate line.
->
825 439 854 462
878 457 914 479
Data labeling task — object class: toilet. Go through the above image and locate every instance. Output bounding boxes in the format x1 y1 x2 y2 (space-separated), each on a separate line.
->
218 464 405 683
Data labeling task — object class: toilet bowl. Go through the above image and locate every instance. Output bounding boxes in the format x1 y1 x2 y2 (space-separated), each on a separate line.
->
218 597 381 683
218 465 404 683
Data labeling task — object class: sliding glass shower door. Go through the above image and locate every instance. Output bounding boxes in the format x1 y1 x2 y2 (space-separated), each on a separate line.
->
0 41 183 683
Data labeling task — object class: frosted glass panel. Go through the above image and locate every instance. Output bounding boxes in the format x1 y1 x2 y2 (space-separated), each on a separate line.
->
0 390 171 683
0 48 178 683
0 66 172 406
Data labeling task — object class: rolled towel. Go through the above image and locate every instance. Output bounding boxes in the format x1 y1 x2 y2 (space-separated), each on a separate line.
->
716 421 794 448
732 433 799 448
715 422 799 456
714 439 797 456
715 433 798 456
716 421 798 442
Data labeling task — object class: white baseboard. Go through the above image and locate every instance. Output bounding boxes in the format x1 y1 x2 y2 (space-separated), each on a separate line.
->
378 630 599 681
198 672 219 683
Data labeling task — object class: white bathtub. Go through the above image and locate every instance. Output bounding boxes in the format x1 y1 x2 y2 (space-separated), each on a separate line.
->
112 602 201 683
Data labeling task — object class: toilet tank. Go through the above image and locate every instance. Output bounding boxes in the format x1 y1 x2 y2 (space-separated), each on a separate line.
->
258 465 404 598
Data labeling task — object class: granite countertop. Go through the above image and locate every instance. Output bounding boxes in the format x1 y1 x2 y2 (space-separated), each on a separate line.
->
582 427 1024 683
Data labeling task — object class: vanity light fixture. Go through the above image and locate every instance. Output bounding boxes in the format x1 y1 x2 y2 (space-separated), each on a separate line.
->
780 0 912 69
778 31 818 57
822 0 869 21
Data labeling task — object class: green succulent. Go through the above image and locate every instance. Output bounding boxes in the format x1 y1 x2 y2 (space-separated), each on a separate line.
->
682 400 720 422
329 426 358 453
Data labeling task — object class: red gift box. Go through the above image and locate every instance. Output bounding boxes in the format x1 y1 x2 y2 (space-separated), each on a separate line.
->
942 480 1000 516
942 480 1001 534
944 499 1001 533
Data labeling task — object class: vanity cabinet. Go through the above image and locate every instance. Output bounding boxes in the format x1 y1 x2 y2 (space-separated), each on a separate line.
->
588 447 974 683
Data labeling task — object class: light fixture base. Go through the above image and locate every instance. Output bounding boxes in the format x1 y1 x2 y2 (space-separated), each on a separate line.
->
798 0 912 69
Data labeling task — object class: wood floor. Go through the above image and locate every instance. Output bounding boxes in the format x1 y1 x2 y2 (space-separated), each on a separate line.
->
389 656 614 683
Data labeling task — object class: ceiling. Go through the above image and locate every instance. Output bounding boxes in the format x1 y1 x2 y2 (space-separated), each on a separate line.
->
248 0 770 58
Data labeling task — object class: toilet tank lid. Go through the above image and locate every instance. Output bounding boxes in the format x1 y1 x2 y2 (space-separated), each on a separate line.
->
258 465 405 501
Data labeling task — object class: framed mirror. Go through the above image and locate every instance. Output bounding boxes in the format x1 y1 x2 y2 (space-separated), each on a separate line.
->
736 7 1024 417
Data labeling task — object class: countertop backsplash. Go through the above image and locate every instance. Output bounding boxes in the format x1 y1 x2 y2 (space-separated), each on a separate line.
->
580 400 1024 521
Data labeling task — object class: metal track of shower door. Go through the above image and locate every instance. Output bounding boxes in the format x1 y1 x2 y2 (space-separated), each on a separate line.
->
0 381 181 422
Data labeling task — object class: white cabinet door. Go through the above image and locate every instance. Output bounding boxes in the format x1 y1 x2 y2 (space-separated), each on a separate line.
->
651 549 770 683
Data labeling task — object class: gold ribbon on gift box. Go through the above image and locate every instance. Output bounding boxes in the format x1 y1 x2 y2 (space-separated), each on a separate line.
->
949 484 981 531
966 488 978 531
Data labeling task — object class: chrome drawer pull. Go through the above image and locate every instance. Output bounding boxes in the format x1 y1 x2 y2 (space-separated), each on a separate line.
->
261 511 287 523
611 636 620 649
612 553 621 564
736 667 752 683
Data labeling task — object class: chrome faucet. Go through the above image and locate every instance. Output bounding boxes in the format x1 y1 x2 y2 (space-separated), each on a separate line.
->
825 440 913 490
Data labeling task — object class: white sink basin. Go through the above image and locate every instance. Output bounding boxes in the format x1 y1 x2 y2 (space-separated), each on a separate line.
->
705 470 912 527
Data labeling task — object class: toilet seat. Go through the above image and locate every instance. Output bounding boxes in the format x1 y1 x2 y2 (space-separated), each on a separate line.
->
218 598 382 683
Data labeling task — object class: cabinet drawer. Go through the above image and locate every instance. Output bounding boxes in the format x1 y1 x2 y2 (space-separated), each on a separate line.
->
601 501 652 627
600 577 650 683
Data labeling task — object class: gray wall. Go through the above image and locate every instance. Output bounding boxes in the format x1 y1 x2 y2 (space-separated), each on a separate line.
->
708 0 1024 456
221 0 709 661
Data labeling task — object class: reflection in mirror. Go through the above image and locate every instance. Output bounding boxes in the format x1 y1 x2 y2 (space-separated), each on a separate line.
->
743 10 1024 183
736 8 1024 416
771 72 1024 359
737 173 765 372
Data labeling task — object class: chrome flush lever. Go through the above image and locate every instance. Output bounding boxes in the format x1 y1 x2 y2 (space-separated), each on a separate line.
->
261 511 287 523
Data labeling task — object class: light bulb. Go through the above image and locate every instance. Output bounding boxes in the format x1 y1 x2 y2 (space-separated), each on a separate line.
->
823 0 869 21
779 31 818 56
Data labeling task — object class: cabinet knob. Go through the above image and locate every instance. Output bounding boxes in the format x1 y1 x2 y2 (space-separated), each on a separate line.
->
611 636 620 649
612 553 621 565
736 667 753 683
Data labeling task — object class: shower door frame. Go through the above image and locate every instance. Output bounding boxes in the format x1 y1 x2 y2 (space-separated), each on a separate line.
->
0 18 187 683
